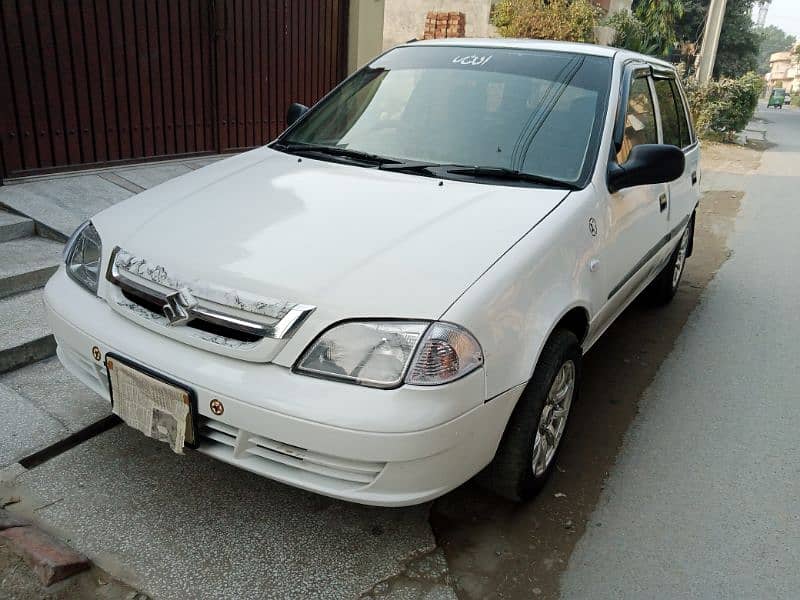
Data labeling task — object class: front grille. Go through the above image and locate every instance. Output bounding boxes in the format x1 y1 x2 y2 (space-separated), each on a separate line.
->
198 418 385 489
120 289 261 343
105 246 315 351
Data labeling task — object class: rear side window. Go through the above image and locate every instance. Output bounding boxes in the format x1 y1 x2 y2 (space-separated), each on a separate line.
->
670 80 693 147
654 79 682 147
654 78 692 148
617 77 657 164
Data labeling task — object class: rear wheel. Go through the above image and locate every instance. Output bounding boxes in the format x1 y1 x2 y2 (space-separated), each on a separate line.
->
646 216 693 306
478 329 581 502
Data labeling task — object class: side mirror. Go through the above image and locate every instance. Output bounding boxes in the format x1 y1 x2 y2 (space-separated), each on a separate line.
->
608 144 685 193
286 103 309 127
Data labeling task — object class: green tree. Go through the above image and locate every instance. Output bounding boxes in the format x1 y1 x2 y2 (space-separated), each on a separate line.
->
674 0 760 78
716 0 760 77
674 0 707 44
630 0 686 55
756 26 796 74
606 10 660 54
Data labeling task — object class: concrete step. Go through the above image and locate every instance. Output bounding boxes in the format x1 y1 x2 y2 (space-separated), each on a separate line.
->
0 236 63 299
0 211 34 242
0 382 67 467
0 288 55 374
1 356 110 433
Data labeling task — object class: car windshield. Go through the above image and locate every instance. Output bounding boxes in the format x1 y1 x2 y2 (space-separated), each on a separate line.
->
277 46 613 187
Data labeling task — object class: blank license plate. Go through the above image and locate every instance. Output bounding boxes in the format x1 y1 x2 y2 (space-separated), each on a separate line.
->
106 354 196 453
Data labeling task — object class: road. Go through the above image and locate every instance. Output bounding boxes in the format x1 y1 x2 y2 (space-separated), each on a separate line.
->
559 107 800 597
2 108 797 599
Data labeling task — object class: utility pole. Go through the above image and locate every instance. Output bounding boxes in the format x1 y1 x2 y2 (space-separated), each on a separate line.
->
696 0 728 83
757 1 771 28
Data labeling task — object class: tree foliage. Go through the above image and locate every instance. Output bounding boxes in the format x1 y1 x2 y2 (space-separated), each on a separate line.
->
673 0 707 44
755 25 796 74
674 0 760 78
716 0 761 77
490 0 601 43
630 0 686 55
606 10 660 55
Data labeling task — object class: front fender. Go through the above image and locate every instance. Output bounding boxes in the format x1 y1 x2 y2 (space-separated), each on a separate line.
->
442 190 599 400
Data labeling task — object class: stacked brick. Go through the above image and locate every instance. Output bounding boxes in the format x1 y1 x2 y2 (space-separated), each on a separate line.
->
423 11 466 40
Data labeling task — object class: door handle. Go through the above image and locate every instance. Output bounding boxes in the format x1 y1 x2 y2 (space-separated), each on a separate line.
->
691 171 698 185
659 193 668 212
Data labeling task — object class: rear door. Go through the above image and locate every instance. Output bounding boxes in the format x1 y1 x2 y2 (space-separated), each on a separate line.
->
652 72 699 234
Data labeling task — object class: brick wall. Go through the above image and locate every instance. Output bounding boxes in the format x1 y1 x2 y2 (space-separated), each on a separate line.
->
423 11 466 39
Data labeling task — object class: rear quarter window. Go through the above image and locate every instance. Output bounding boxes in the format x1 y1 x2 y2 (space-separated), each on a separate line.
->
670 79 693 148
654 78 683 148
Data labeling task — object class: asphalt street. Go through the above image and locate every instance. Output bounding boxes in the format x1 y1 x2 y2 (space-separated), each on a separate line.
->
560 107 800 598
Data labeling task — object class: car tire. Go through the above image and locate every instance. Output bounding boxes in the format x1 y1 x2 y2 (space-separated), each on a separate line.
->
478 329 581 502
646 215 693 306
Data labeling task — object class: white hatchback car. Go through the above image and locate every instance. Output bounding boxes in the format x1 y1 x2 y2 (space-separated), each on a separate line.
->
45 39 699 506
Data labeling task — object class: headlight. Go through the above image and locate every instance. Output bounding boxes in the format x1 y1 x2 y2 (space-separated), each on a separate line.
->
295 320 483 388
64 221 102 294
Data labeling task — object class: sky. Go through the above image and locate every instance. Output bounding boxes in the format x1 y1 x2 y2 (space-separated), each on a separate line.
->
753 0 800 39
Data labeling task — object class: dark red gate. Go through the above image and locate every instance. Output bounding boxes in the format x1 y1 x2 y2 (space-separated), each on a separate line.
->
0 0 349 180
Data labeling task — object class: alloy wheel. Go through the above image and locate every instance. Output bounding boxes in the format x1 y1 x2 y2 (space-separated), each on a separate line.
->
672 225 691 290
531 360 575 476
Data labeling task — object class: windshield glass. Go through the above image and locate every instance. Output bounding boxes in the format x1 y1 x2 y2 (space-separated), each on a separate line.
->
279 46 613 186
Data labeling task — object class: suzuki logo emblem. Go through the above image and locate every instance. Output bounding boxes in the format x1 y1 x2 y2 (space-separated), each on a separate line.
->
163 287 198 326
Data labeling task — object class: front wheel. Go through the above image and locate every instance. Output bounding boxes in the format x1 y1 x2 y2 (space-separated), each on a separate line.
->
478 329 581 502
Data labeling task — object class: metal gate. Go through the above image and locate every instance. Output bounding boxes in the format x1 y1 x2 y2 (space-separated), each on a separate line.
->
0 0 349 180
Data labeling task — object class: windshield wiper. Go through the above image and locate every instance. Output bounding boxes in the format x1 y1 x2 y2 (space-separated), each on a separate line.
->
378 161 444 177
444 166 579 190
272 142 401 166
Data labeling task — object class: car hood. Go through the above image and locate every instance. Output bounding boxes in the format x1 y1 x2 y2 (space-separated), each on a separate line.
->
95 147 569 322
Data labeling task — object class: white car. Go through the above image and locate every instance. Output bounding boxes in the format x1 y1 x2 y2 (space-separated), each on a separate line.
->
45 39 700 507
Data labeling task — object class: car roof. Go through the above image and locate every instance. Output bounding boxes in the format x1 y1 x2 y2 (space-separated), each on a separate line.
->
403 38 674 70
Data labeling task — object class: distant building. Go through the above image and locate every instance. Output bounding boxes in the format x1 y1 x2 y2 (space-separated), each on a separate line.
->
766 45 800 93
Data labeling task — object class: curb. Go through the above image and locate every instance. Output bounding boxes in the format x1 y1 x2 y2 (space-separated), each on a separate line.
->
0 507 89 586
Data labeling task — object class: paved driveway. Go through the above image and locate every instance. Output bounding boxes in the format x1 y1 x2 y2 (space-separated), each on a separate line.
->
7 426 450 599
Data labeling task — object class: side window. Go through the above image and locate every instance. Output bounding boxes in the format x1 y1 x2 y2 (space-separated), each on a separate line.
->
670 80 693 148
617 77 657 164
654 79 682 147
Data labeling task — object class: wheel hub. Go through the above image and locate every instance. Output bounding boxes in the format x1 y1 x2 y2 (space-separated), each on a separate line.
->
531 360 575 476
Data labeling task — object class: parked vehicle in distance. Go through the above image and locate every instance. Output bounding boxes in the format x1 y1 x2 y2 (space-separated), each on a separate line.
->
45 39 699 506
768 88 786 108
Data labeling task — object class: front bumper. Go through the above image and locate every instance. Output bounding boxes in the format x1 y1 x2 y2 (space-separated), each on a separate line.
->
44 269 522 506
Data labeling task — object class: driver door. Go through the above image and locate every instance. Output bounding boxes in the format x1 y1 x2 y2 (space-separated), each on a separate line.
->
601 72 671 317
